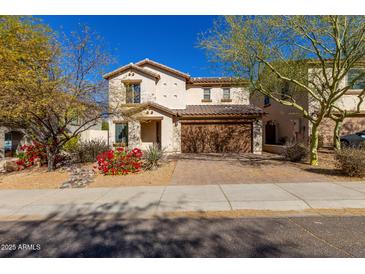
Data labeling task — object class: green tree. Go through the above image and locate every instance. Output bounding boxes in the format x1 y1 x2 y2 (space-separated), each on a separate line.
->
0 16 112 170
200 16 365 165
101 120 109 131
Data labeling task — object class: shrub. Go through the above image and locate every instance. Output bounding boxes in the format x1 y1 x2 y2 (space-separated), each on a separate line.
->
143 144 166 170
96 147 143 175
283 143 308 162
71 139 110 163
336 147 365 177
63 136 80 153
15 142 47 170
15 142 67 170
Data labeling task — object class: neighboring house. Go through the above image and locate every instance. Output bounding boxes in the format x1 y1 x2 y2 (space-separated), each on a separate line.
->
0 127 28 158
104 59 263 154
69 119 109 143
252 64 365 148
0 120 107 159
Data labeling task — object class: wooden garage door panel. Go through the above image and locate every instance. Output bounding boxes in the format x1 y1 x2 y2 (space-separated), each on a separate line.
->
181 123 252 153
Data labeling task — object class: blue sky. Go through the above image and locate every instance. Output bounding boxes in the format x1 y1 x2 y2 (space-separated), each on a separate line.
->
37 16 220 77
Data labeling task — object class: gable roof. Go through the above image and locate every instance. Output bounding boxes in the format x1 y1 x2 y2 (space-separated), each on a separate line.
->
102 63 160 80
103 58 250 85
135 58 190 79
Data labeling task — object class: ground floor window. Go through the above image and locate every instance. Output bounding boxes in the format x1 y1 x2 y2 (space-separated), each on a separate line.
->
4 132 12 157
115 123 128 145
3 131 24 157
348 68 365 90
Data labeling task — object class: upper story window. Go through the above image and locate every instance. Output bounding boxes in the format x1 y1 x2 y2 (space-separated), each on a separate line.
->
264 95 271 107
223 88 231 100
203 88 211 100
125 83 141 103
348 68 365 90
281 82 291 99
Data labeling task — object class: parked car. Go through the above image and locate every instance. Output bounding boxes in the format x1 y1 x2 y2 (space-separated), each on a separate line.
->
340 130 365 148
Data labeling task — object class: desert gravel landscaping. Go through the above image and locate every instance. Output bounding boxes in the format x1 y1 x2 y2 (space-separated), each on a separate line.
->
90 161 176 187
0 167 69 189
0 161 176 189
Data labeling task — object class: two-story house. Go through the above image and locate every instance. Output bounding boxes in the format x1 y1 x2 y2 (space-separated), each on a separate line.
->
252 63 365 149
104 59 263 154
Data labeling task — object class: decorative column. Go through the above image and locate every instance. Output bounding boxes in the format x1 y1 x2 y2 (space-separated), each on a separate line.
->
172 119 181 153
0 127 5 158
128 120 141 148
252 119 263 154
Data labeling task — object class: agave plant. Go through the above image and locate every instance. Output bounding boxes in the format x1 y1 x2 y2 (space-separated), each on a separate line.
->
143 144 166 170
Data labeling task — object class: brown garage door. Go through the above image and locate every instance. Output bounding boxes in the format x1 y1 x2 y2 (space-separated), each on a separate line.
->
181 122 252 153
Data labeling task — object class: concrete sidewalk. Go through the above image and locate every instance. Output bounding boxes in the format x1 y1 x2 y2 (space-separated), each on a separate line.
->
1 182 365 220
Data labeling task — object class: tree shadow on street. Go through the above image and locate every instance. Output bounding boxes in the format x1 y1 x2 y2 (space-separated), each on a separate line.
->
0 199 308 258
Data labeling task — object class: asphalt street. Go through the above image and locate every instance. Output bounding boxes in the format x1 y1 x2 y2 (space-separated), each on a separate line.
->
0 215 365 257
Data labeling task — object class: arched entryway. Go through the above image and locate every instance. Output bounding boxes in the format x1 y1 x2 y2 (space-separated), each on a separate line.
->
265 121 276 144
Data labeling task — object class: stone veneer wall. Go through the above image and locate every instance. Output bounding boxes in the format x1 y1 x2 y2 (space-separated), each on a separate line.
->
127 120 142 148
252 119 263 154
0 127 5 159
318 116 365 147
171 120 181 153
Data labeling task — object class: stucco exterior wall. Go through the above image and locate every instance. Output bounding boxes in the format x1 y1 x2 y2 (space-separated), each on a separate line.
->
251 93 309 145
307 67 365 141
308 67 365 112
139 64 187 109
106 61 259 154
108 69 157 109
108 109 180 153
140 121 157 145
263 144 285 154
252 66 365 146
108 119 116 147
108 66 251 110
335 95 365 112
186 87 249 105
80 130 108 143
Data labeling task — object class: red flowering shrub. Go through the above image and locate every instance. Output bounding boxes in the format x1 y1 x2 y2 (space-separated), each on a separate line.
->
16 142 47 170
96 147 143 175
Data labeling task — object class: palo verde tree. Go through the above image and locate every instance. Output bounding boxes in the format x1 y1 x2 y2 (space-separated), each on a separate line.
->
200 16 365 165
0 16 112 170
328 62 365 150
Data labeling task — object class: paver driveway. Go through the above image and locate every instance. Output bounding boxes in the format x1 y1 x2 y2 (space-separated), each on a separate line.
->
170 153 361 185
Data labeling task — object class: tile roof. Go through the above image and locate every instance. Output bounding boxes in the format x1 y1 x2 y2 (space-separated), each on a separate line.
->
103 58 251 85
189 77 238 84
175 104 263 117
118 102 178 116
